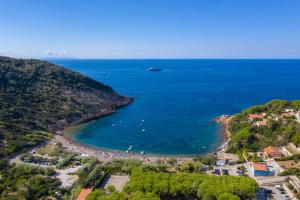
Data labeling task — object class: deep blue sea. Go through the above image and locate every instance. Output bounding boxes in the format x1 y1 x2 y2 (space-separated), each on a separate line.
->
51 59 300 156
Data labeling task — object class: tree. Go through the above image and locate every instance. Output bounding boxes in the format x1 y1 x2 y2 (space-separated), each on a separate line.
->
292 100 300 110
218 192 240 200
292 132 300 146
129 191 160 200
265 99 289 113
242 105 266 114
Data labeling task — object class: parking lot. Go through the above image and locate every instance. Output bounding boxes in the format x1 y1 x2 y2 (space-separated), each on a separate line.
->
257 185 292 200
261 186 284 200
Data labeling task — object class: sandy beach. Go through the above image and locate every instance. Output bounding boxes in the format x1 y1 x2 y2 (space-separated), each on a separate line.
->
49 114 233 164
52 134 193 164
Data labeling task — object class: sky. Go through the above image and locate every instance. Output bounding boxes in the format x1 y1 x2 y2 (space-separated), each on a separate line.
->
0 0 300 59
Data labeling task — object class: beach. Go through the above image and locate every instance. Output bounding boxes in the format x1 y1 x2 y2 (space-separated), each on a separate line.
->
49 114 233 164
53 134 193 163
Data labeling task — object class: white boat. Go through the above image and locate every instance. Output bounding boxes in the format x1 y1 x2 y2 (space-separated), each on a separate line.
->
147 66 162 72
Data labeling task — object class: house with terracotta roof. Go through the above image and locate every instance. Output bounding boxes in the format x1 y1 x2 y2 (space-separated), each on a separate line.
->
77 188 92 200
248 113 265 122
250 162 275 176
263 146 282 158
255 120 267 127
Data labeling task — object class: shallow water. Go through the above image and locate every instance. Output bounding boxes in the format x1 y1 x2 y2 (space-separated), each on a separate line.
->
51 59 300 156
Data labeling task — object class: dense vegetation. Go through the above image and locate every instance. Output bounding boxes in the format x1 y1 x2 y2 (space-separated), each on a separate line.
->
0 164 61 199
279 168 300 178
86 167 258 200
0 57 133 199
227 99 300 153
0 56 132 168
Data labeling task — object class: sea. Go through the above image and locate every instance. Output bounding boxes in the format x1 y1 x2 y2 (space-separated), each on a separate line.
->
50 59 300 156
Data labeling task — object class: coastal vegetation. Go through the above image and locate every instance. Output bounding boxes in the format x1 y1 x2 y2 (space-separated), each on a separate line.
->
0 57 132 199
86 167 258 200
0 56 132 169
226 99 300 153
0 164 60 199
279 168 300 178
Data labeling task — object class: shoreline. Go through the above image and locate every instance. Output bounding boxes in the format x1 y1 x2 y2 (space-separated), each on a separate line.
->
214 115 232 154
52 115 232 163
53 134 193 163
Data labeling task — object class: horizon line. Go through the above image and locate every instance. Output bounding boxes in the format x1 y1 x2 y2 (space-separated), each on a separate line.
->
2 55 300 60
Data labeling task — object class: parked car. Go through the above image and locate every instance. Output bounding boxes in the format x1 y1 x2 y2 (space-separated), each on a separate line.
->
200 166 207 172
213 169 221 175
222 169 229 175
236 170 244 176
275 185 282 190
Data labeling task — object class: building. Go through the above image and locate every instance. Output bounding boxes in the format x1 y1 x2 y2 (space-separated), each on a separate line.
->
250 162 276 177
248 113 264 122
281 143 300 156
283 176 300 199
77 188 92 200
255 120 267 127
263 146 282 158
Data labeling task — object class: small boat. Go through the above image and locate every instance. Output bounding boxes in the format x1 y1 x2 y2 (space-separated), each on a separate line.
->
141 129 146 132
147 66 162 72
141 151 145 155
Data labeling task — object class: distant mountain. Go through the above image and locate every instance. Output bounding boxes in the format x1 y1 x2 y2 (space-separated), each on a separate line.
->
0 56 132 164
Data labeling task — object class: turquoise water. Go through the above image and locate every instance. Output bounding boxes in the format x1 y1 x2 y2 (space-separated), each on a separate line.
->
51 59 300 156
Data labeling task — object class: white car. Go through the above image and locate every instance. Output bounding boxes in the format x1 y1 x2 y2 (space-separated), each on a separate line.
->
275 185 281 189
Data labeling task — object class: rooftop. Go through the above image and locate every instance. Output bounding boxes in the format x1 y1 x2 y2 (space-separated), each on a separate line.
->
264 146 281 155
252 163 268 171
249 113 264 119
256 120 267 126
77 188 92 200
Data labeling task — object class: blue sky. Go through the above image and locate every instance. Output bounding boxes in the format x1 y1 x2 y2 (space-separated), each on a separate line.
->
0 0 300 58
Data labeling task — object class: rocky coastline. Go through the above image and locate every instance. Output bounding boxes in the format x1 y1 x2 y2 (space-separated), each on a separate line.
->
213 115 232 153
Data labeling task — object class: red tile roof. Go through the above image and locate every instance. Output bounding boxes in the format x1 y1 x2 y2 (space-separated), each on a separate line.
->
252 163 268 171
77 188 92 200
249 113 264 119
263 146 281 157
257 120 267 126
